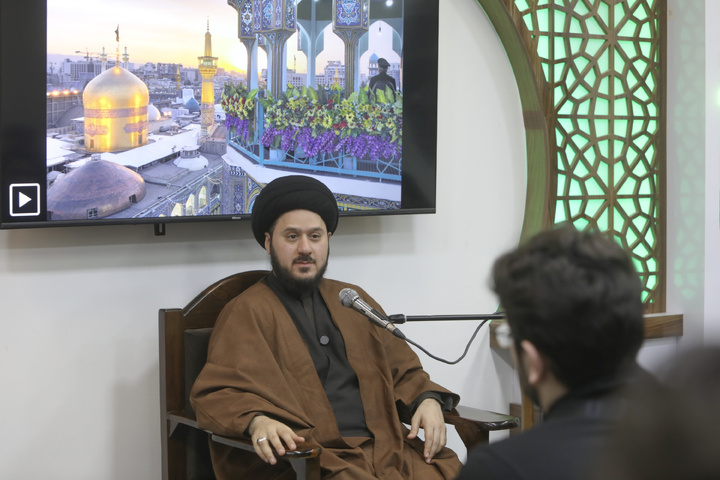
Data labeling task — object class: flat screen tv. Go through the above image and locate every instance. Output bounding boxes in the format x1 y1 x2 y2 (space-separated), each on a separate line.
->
0 0 438 232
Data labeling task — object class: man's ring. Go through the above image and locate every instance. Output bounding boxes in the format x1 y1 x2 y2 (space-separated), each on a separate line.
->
257 437 267 445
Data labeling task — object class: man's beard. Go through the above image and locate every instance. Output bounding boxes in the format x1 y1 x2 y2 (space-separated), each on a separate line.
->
270 245 329 297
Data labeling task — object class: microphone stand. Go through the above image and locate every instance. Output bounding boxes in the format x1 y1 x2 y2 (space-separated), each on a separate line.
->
388 313 505 324
385 312 506 365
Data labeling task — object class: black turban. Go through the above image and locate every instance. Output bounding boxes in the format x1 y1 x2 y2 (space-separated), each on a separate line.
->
251 175 339 247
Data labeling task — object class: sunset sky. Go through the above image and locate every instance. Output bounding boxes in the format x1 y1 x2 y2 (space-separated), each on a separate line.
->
47 0 401 75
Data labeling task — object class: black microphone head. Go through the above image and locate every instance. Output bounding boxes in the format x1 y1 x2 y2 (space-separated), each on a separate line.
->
339 288 359 307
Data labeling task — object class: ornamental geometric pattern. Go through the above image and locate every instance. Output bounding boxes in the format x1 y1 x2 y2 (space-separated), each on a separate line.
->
513 0 665 310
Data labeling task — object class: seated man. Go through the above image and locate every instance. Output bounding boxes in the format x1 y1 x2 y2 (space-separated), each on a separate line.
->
190 175 461 479
456 225 650 480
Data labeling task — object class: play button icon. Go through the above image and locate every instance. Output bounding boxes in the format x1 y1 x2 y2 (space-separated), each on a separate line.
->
18 191 32 208
9 183 41 217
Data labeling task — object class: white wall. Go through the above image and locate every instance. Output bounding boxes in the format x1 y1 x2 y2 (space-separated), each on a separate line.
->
0 3 526 478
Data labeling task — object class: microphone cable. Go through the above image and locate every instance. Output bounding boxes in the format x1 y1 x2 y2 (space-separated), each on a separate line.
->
402 319 491 365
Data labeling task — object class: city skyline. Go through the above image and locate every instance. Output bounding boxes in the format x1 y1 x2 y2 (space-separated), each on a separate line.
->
48 0 401 77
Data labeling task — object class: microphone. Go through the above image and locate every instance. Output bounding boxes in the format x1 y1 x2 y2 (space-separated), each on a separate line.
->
339 288 406 339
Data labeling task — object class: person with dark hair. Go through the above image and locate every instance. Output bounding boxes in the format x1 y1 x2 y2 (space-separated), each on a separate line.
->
455 224 649 480
191 175 462 480
593 346 720 480
369 58 397 98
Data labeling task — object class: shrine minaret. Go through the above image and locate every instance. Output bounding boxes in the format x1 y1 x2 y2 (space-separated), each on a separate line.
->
198 19 218 142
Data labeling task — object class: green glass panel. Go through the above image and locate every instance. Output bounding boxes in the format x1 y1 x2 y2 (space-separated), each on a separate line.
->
599 139 610 157
646 275 657 290
586 198 604 217
570 18 583 35
647 103 657 116
584 68 597 88
620 41 639 58
565 67 576 87
586 16 604 36
618 18 637 37
555 85 565 107
599 76 609 96
586 38 605 58
555 37 567 59
638 197 651 214
647 144 655 160
569 178 583 196
635 87 650 102
569 199 583 216
574 55 590 74
614 2 628 28
575 118 589 133
614 119 629 137
597 48 610 72
586 177 604 196
558 117 573 131
555 203 567 222
574 160 590 178
618 176 636 195
633 57 648 75
596 97 609 116
596 118 609 137
574 217 590 231
632 119 645 135
557 174 567 196
615 55 626 76
633 158 649 178
597 206 609 231
638 177 652 195
573 1 589 16
598 2 610 26
597 160 608 183
614 76 625 96
614 140 625 158
624 71 639 93
632 101 646 116
641 290 649 302
639 21 651 40
515 0 530 12
646 73 655 91
639 41 651 58
554 10 567 33
634 243 649 258
538 36 550 60
522 14 534 32
632 215 649 235
578 99 590 115
626 227 638 247
647 257 657 272
537 5 549 31
538 0 549 7
613 161 626 186
615 99 628 116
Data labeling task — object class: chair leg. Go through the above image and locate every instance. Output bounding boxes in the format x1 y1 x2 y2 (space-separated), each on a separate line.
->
289 456 321 480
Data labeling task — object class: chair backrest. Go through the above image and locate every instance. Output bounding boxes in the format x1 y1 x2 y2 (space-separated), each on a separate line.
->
160 270 269 480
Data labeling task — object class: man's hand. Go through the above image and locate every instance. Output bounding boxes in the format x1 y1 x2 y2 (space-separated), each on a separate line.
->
407 398 447 463
248 415 306 465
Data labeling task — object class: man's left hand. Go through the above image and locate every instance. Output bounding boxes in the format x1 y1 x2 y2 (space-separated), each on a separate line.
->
407 398 447 463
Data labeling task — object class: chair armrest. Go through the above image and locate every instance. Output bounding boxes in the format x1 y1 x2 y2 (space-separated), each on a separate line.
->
443 405 519 449
210 434 322 459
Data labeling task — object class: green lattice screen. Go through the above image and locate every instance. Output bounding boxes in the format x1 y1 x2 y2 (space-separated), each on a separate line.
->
513 0 664 309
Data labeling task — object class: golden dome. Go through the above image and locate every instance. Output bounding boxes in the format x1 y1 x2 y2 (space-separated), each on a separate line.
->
83 66 149 153
84 66 149 108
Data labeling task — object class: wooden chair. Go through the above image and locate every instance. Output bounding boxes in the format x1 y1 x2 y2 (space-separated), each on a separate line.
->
160 271 519 480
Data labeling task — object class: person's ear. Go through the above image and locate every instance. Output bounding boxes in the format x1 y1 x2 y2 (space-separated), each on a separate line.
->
519 340 548 386
264 232 271 255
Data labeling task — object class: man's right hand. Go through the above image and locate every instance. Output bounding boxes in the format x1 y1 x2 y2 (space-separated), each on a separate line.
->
248 415 306 465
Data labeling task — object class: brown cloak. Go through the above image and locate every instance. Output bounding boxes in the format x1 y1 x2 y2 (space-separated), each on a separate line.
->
190 276 462 479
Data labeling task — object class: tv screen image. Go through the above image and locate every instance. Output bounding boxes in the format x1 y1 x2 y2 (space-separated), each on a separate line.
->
0 0 438 230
